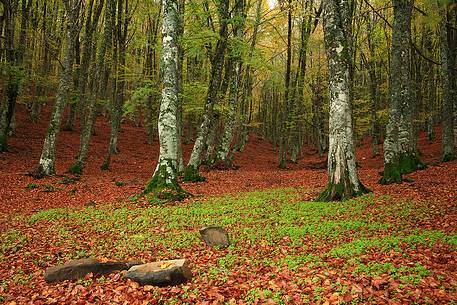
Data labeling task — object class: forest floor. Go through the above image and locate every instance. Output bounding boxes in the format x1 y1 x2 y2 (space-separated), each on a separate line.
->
0 105 456 304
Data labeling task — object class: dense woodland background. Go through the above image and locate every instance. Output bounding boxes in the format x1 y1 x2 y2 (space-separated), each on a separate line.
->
1 0 456 195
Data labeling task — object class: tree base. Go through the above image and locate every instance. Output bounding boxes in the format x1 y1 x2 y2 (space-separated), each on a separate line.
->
379 153 426 185
379 162 402 184
183 165 206 182
316 181 371 202
443 152 456 162
208 159 239 171
68 162 83 175
144 163 190 203
398 152 426 174
28 165 47 179
100 161 110 171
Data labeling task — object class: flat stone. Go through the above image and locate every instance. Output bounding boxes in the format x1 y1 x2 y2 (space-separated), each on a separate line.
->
124 259 192 287
199 225 229 247
44 258 143 283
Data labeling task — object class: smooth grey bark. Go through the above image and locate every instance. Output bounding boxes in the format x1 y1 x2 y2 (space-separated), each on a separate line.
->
365 12 380 157
216 0 245 163
441 11 455 162
145 6 162 145
278 0 293 169
74 0 104 131
236 0 262 152
145 0 182 193
185 0 229 180
317 0 368 201
380 0 424 184
103 0 133 170
29 0 51 123
0 1 19 151
176 0 185 173
70 0 115 174
64 29 81 131
32 0 80 176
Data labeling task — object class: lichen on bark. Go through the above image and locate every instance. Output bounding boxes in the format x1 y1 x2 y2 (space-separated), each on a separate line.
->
144 0 188 202
316 0 370 202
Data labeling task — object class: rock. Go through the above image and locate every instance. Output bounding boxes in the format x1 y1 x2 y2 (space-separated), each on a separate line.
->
44 258 143 283
199 225 230 247
124 259 192 287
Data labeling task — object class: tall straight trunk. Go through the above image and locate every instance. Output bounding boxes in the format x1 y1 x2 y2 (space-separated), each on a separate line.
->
279 0 293 169
380 0 425 184
176 0 185 173
236 0 262 152
77 0 104 131
64 31 81 131
216 0 245 163
184 0 229 181
145 6 162 145
289 0 315 163
70 0 115 174
0 1 19 151
32 0 80 177
441 10 455 162
144 0 182 194
366 12 380 157
30 0 51 123
103 0 132 169
317 0 369 201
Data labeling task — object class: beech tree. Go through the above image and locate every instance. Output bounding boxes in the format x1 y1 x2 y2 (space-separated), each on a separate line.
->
316 0 369 201
32 0 81 177
380 0 425 185
184 0 230 181
144 0 182 195
440 7 455 162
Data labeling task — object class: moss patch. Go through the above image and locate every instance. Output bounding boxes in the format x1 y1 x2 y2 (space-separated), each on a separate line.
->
68 162 83 175
442 152 456 162
144 160 189 202
379 162 402 185
316 181 371 202
183 165 206 182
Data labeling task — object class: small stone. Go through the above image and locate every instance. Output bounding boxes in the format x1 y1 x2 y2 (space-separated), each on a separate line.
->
200 225 230 247
44 258 143 283
124 259 192 287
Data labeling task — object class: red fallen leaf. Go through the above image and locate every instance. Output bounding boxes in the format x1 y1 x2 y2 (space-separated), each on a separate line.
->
343 294 353 302
207 288 225 301
371 277 388 290
127 280 140 290
351 284 363 295
115 285 127 291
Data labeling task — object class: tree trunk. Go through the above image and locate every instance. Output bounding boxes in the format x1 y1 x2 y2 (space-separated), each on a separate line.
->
380 0 424 184
102 0 131 170
0 1 20 151
216 0 245 164
32 0 80 177
145 0 183 196
317 0 369 201
279 0 293 169
441 10 455 162
236 0 262 152
70 0 114 174
184 0 229 181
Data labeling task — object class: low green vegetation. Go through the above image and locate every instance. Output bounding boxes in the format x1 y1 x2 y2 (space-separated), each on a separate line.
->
2 187 455 302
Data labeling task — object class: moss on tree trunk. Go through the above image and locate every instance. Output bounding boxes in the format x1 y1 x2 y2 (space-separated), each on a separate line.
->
144 160 189 202
316 181 370 202
183 165 206 182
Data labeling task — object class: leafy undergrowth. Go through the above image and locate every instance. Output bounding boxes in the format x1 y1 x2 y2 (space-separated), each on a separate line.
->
1 188 456 304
